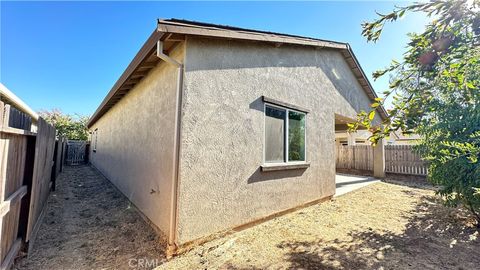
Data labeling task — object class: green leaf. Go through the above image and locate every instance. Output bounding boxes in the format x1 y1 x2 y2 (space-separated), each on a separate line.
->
372 69 388 79
368 110 375 121
466 82 475 89
389 80 401 88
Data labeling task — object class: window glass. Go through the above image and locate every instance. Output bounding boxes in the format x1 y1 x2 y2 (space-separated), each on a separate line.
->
94 129 98 151
265 106 285 163
288 111 306 161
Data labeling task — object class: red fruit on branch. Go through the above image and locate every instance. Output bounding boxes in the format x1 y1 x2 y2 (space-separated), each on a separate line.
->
432 37 453 52
418 51 438 66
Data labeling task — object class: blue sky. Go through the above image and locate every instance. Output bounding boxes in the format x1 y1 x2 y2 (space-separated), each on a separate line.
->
1 1 427 116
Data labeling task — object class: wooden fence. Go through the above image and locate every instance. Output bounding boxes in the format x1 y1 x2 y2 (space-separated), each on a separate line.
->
385 145 427 176
3 105 32 131
0 104 30 270
51 137 67 191
25 118 56 246
0 101 64 270
335 145 373 172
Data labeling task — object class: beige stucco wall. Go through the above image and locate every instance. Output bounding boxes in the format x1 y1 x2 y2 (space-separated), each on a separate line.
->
176 37 378 244
89 43 185 237
335 130 372 145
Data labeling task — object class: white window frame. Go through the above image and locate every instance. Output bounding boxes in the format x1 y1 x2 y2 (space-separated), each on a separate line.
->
263 103 307 164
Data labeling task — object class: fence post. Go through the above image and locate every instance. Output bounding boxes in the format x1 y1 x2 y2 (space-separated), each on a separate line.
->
373 139 385 178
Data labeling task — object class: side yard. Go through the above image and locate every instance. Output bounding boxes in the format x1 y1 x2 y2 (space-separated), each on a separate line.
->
12 165 480 269
159 182 479 269
14 166 166 270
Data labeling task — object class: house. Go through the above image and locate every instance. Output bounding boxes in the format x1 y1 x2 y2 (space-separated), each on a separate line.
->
335 130 371 146
335 130 421 146
87 19 387 254
388 130 421 145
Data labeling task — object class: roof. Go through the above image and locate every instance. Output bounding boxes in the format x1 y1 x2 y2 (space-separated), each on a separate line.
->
392 130 421 141
0 83 39 122
87 18 388 128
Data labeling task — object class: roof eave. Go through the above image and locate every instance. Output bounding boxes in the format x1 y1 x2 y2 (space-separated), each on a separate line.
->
157 19 349 50
343 44 389 120
87 29 165 128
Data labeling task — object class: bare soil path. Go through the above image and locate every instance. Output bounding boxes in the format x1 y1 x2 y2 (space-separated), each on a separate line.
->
14 165 165 270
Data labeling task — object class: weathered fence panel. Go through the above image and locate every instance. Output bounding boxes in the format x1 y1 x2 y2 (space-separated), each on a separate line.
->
26 118 56 245
3 105 32 131
385 145 427 175
335 145 373 172
0 102 31 270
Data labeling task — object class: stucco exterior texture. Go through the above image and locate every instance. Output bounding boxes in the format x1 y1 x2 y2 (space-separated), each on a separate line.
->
89 44 185 239
89 36 378 247
176 37 376 244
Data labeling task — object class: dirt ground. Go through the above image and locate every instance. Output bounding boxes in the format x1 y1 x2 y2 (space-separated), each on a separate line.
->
158 183 480 270
12 165 480 269
13 165 166 270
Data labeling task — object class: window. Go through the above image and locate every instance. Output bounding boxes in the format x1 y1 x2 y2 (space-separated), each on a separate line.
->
92 128 98 152
264 104 306 163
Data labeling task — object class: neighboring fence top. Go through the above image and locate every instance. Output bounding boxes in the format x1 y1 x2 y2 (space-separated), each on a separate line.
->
0 83 39 122
2 103 33 131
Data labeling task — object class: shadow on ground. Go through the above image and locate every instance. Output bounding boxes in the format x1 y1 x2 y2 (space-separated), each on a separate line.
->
275 195 479 270
384 173 435 190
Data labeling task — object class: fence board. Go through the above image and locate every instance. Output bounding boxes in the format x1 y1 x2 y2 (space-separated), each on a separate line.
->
51 137 66 191
2 105 32 131
60 140 67 172
0 102 31 268
0 96 59 269
54 138 65 178
335 145 373 172
385 145 427 175
26 118 56 242
0 238 21 270
0 134 27 262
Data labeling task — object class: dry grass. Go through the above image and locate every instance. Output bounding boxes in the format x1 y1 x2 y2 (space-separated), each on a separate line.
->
158 183 480 270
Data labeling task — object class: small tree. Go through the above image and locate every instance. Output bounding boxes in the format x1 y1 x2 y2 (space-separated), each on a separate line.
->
39 109 89 140
351 0 480 225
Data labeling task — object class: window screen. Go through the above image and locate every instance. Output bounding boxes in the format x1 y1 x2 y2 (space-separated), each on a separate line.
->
265 106 286 163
